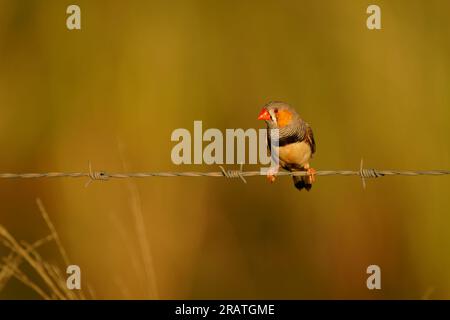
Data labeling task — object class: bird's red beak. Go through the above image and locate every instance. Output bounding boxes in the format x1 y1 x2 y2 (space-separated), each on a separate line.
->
257 108 271 120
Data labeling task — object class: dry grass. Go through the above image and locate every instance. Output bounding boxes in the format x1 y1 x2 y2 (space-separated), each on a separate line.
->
0 144 159 300
118 140 159 299
0 198 86 300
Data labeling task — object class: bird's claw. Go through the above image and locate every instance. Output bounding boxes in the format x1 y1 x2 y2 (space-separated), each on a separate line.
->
266 166 279 183
307 168 316 184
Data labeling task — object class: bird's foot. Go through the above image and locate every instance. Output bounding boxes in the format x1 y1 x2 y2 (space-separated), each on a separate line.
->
307 168 316 184
266 166 279 183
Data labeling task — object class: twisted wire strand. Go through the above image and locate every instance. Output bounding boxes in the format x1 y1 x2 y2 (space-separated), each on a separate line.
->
0 161 449 189
1 170 450 179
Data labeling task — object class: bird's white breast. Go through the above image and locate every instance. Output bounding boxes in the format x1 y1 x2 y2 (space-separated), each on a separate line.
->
278 141 312 169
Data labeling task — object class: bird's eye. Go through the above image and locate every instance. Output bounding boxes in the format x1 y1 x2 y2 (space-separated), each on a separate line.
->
274 109 278 113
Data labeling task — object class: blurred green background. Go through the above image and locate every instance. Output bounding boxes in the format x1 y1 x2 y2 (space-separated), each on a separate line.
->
1 0 450 299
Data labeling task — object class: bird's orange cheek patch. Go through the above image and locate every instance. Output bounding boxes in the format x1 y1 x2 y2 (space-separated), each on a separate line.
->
276 110 292 127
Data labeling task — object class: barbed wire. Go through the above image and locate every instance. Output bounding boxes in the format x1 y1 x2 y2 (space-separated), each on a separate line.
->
0 160 449 189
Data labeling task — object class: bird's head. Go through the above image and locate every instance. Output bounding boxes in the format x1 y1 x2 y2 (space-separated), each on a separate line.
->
257 101 298 129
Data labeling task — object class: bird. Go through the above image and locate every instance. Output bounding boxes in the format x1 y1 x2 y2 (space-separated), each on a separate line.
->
257 101 316 191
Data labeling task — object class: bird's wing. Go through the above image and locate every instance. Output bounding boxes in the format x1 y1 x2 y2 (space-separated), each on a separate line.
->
305 125 316 155
267 124 316 156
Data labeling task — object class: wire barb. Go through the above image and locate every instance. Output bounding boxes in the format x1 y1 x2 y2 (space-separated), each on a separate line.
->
359 158 383 189
219 163 247 183
85 162 109 187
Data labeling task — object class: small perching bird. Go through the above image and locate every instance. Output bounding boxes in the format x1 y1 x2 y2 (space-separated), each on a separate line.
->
258 101 316 191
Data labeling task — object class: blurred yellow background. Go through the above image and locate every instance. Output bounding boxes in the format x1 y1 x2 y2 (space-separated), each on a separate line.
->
0 0 449 299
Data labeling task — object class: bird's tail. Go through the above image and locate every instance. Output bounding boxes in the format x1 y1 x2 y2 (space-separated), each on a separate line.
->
292 169 312 191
